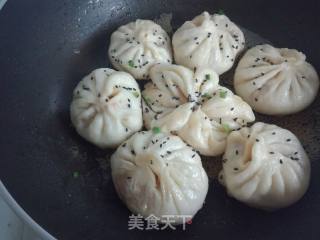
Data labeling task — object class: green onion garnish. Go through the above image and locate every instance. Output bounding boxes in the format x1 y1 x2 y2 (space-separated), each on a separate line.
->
132 91 140 98
219 90 227 98
217 9 224 15
73 171 79 178
222 123 232 133
202 93 212 99
142 95 151 103
152 127 161 134
128 60 134 68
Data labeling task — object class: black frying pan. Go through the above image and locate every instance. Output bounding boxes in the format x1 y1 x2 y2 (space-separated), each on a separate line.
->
1 0 320 239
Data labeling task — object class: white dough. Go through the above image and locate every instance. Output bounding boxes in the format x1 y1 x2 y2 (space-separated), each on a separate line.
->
108 19 172 80
219 122 310 210
172 11 245 75
70 68 143 148
234 44 319 115
142 64 255 156
111 131 208 223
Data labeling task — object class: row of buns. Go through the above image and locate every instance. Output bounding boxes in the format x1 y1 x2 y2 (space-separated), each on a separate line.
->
70 11 318 223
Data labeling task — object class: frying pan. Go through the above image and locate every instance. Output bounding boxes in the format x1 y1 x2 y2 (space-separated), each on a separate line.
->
1 0 320 239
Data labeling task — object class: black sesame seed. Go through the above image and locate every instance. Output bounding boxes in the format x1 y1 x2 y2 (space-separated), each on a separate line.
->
294 152 298 155
125 128 128 132
166 163 169 166
128 104 131 108
150 160 153 164
269 151 274 154
234 168 238 171
131 150 135 155
105 98 109 102
272 132 276 135
230 107 234 111
194 37 198 40
254 98 258 102
122 143 127 147
192 154 196 158
247 134 250 138
286 138 291 142
256 139 260 142
82 85 90 91
235 150 239 155
280 159 283 164
167 151 171 154
127 176 132 180
253 82 256 85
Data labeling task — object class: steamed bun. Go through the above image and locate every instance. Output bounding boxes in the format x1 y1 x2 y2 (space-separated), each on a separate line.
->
70 68 143 148
172 11 245 75
234 44 319 115
219 122 310 210
111 131 208 223
142 64 255 156
108 19 172 80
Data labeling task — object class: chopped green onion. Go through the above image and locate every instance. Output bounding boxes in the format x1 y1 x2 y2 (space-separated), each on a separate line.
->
132 91 140 98
217 9 224 15
128 60 134 68
205 74 211 80
202 93 212 99
73 171 79 178
219 90 227 98
142 95 151 104
152 127 161 134
222 123 232 133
